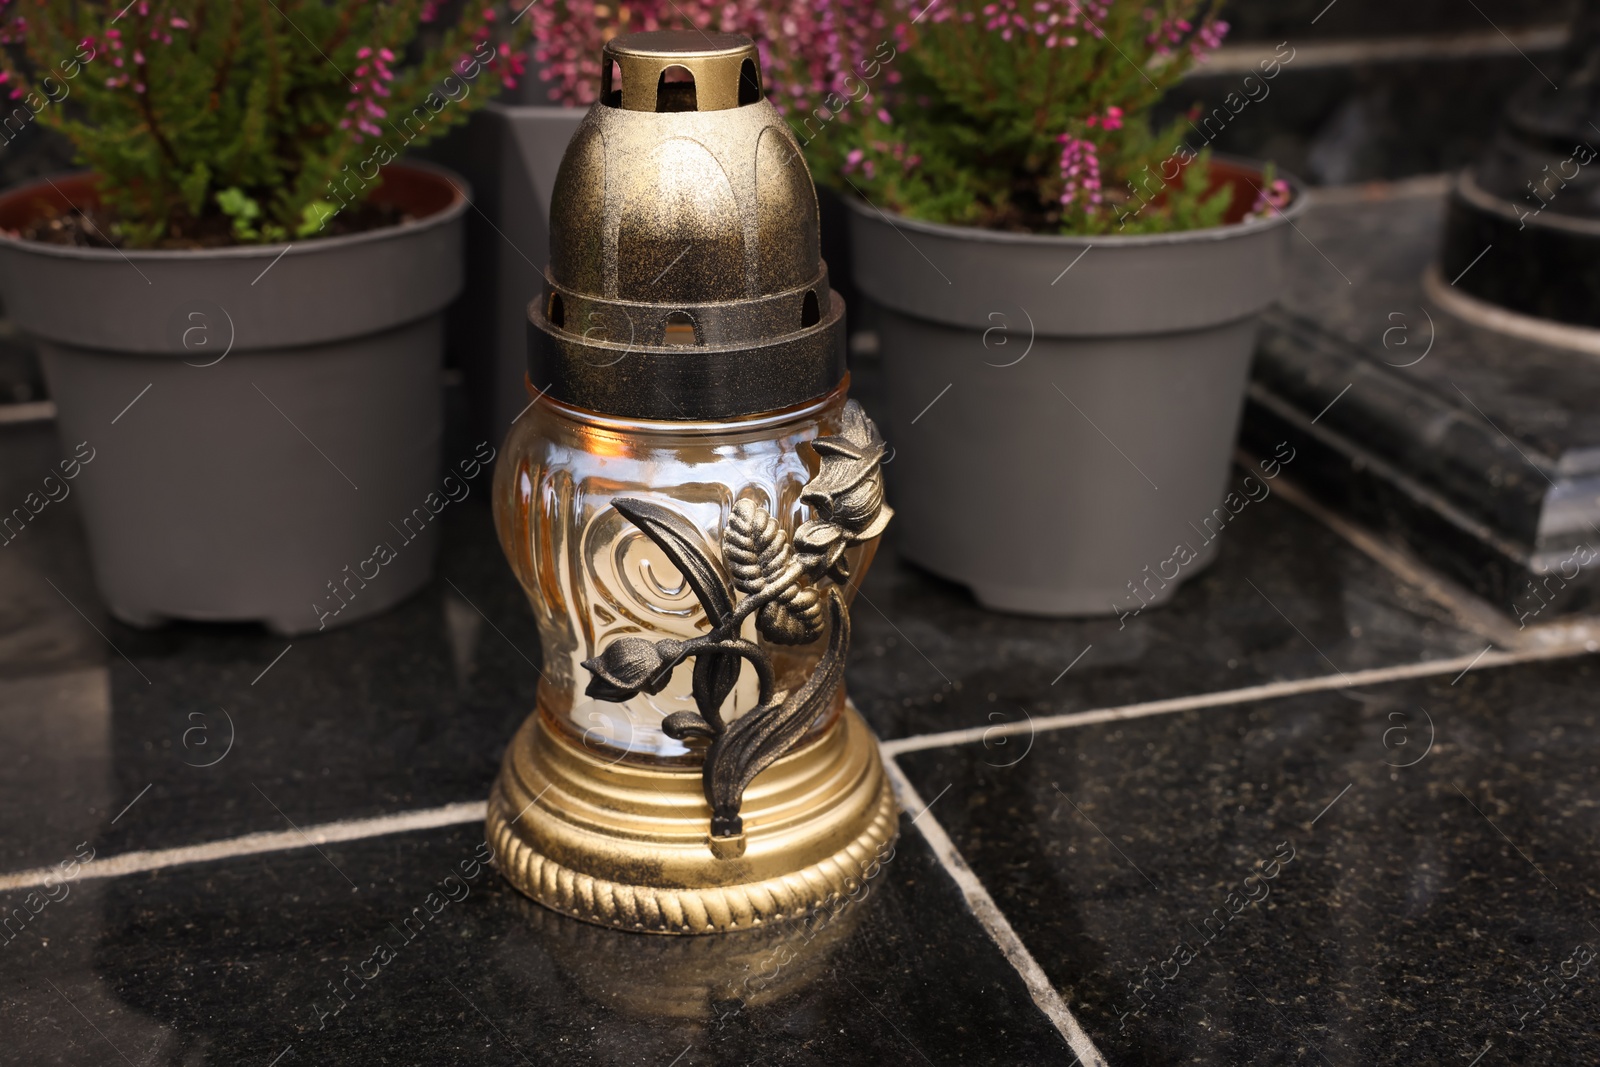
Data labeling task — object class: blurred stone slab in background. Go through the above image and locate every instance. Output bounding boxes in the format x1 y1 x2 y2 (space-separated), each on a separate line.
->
1217 0 1573 41
1241 179 1600 620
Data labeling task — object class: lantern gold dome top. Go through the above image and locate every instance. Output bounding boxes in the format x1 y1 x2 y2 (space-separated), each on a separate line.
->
531 31 846 420
600 31 761 112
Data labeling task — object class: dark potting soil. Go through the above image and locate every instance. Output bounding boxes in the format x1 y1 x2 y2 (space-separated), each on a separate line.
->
7 199 411 250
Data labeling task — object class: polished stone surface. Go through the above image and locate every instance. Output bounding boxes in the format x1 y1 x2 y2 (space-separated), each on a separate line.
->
3 192 1595 1061
3 819 1069 1065
848 472 1488 743
1268 185 1600 471
0 403 1488 873
1218 0 1572 40
1441 180 1600 328
0 406 528 856
896 654 1600 1066
1166 53 1567 188
1241 181 1600 613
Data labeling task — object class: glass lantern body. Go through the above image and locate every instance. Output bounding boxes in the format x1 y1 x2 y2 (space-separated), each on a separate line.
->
494 377 875 764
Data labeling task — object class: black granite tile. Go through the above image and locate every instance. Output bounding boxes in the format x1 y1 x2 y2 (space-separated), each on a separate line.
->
1267 187 1600 468
0 421 105 682
0 425 119 875
1 817 1069 1065
896 652 1600 1065
0 326 44 406
1241 381 1582 619
101 497 538 845
1240 181 1600 612
0 480 539 872
845 465 1489 743
1159 54 1563 188
1217 0 1572 41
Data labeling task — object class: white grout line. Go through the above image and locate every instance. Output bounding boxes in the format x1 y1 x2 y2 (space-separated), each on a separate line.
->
881 641 1595 758
882 756 1107 1067
0 647 1589 1059
0 400 56 425
0 800 486 892
0 760 1122 1067
1242 449 1600 651
12 646 1570 896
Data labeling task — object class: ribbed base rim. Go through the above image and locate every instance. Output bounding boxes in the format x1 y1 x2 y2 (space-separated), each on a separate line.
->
486 705 899 935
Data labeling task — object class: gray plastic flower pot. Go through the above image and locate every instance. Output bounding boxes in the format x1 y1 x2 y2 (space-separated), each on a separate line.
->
845 162 1306 616
423 102 584 444
0 162 469 635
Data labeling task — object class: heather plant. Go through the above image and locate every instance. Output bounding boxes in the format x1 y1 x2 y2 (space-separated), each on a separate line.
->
528 0 898 120
0 0 531 247
531 0 1275 236
827 0 1241 235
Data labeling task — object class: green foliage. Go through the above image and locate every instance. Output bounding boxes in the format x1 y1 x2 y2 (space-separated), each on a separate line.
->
216 185 274 241
297 199 339 237
810 0 1249 235
0 0 531 247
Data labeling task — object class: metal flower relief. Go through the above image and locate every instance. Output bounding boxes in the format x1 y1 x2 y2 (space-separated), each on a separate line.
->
581 400 893 839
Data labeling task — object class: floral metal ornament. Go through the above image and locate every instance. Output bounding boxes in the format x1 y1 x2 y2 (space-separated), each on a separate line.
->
580 400 893 840
793 401 892 582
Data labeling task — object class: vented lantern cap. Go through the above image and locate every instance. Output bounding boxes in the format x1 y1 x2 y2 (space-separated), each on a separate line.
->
529 31 846 420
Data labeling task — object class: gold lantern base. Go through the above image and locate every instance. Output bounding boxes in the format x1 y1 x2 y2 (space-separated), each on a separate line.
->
487 705 898 935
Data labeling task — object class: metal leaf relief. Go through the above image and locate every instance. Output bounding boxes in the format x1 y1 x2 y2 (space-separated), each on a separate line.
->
612 497 740 726
579 400 893 842
723 499 823 645
611 497 735 621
